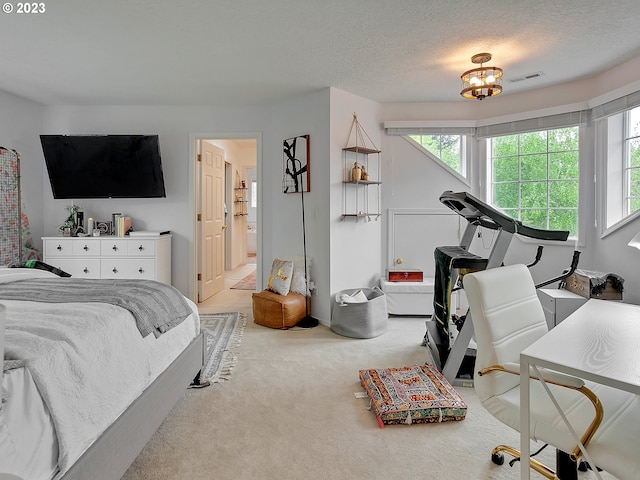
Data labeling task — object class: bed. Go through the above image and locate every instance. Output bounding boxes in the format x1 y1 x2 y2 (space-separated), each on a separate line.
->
0 268 204 480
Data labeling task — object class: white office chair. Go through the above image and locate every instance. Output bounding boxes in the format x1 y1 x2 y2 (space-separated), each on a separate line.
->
463 264 640 480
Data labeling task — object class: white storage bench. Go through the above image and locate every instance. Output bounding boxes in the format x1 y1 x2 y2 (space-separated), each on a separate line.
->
379 278 434 316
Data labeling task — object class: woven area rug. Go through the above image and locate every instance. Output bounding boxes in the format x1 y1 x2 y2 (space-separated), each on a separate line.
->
230 270 256 290
199 312 247 384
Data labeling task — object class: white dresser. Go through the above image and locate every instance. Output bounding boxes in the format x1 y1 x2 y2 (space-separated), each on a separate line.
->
42 235 171 284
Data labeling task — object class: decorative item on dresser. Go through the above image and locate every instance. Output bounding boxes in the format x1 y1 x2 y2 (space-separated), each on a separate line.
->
42 234 172 284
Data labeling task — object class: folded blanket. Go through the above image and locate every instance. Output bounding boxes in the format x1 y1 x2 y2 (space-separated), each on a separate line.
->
0 278 192 337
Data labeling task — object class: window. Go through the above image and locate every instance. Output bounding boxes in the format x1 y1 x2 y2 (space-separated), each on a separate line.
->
593 90 640 234
408 134 466 177
624 106 640 215
600 104 640 231
489 127 579 236
251 180 258 208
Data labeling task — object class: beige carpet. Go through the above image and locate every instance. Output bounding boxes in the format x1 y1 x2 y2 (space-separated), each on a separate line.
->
121 315 613 480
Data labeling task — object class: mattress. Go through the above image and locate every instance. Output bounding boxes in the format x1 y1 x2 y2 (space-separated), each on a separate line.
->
0 269 199 480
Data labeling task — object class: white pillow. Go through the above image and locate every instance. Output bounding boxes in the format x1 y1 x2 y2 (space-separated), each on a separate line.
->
267 258 294 296
285 256 312 296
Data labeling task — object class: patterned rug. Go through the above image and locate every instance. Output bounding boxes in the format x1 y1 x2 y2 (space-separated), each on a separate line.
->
231 270 256 290
199 312 247 384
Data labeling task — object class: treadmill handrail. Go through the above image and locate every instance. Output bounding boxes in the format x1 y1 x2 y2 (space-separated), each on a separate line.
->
439 191 569 242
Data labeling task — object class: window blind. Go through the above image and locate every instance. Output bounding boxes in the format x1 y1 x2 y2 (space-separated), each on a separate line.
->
384 126 476 136
591 90 640 120
475 110 590 138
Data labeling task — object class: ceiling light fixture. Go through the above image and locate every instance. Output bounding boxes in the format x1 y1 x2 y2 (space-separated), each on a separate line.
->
460 53 503 100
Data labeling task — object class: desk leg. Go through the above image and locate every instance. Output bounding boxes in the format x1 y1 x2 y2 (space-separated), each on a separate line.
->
521 358 531 479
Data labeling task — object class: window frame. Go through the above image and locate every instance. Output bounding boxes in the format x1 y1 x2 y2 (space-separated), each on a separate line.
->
623 107 640 216
403 134 471 185
598 105 640 238
487 127 581 238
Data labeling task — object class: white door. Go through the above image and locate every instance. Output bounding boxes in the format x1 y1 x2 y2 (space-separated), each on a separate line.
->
198 142 226 302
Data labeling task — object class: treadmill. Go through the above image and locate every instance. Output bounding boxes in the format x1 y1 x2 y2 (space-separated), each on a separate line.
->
424 191 570 387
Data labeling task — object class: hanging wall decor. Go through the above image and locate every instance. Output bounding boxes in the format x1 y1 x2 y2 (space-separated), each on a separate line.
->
0 147 38 263
0 147 22 265
282 135 310 193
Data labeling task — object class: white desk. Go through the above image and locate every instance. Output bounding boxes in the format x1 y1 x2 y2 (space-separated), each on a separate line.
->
520 299 640 479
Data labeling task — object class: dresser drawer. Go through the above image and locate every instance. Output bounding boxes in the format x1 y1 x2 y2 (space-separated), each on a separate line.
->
101 258 156 280
72 239 101 256
44 239 74 257
101 239 129 256
47 258 101 278
128 239 156 256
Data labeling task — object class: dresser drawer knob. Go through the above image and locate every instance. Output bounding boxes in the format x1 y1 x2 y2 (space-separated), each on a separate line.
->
83 268 89 274
83 245 89 251
57 245 62 251
138 245 144 251
112 267 118 274
112 245 118 251
138 267 144 274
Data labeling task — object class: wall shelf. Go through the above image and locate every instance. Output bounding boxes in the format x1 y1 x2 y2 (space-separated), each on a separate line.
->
341 113 381 222
234 186 248 217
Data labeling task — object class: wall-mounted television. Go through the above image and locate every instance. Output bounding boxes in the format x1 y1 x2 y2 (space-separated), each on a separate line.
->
40 134 166 199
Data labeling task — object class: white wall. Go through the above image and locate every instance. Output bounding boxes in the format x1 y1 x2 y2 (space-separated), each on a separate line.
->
39 104 271 296
263 89 332 321
380 54 640 304
7 88 349 324
7 50 640 316
329 89 382 301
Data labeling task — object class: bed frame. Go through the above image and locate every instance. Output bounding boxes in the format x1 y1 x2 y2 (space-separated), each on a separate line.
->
60 332 205 480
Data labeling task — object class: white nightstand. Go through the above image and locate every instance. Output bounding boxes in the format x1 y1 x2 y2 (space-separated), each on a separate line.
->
537 288 588 329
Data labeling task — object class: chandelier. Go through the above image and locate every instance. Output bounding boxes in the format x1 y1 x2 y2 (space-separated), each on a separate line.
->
460 53 503 100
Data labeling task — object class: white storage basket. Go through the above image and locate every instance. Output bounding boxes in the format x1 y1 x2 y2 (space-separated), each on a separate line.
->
330 287 388 338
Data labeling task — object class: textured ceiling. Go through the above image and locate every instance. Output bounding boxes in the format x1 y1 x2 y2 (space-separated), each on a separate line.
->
2 0 640 105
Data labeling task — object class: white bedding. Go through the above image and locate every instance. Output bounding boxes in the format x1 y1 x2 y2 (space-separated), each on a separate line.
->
0 269 200 479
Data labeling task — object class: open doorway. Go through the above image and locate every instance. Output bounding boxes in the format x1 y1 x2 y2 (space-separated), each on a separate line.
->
192 135 261 306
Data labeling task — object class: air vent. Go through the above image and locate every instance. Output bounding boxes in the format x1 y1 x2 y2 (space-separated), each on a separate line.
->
507 71 545 83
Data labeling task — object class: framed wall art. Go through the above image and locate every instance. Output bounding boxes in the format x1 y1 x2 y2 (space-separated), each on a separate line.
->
282 135 310 193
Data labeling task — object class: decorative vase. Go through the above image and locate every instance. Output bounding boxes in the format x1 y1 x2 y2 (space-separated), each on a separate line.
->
351 162 362 181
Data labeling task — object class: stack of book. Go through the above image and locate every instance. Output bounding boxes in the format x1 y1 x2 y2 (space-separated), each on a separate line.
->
112 213 132 237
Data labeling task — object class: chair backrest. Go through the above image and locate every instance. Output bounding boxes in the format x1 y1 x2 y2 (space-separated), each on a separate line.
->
463 264 549 402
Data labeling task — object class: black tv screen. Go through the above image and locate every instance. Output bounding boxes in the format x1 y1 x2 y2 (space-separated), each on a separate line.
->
40 134 166 199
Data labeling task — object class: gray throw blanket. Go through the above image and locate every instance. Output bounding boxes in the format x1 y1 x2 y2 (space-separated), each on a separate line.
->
0 278 193 338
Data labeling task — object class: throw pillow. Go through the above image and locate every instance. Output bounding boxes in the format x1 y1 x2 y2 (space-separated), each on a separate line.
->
287 256 312 296
267 258 294 296
10 259 71 277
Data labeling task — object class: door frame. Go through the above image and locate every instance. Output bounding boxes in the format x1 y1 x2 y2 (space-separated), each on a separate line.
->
188 132 263 303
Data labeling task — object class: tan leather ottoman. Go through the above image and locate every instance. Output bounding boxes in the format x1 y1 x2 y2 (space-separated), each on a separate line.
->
252 289 307 329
